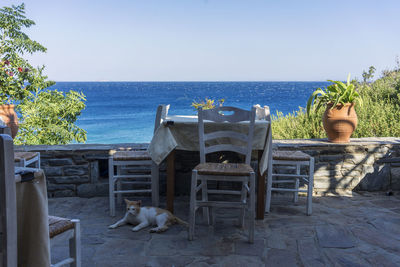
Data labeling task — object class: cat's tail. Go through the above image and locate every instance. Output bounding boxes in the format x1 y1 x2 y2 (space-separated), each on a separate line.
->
173 216 188 227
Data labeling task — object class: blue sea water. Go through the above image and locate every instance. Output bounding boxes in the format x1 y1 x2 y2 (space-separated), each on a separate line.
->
51 82 329 144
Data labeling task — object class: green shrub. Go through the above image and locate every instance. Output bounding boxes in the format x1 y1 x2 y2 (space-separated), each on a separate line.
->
272 108 325 139
14 89 87 145
272 67 400 139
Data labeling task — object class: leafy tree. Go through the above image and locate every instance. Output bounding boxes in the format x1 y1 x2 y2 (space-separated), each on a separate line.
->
0 3 86 144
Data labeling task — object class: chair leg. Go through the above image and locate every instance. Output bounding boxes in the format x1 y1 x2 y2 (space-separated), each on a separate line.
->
239 183 247 228
201 178 210 225
306 158 314 216
249 173 255 243
293 178 299 203
293 164 300 203
70 219 81 267
108 157 116 217
151 162 159 207
188 170 197 241
116 166 122 205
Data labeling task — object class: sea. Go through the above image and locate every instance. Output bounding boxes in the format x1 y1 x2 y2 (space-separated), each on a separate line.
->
51 82 329 144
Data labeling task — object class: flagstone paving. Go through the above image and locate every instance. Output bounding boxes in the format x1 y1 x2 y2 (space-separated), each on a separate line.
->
49 192 400 267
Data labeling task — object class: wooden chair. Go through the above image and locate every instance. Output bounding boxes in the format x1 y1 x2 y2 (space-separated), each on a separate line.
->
14 151 40 168
0 125 41 168
49 216 81 267
108 104 169 216
0 134 17 267
188 106 256 243
252 106 315 215
266 151 314 215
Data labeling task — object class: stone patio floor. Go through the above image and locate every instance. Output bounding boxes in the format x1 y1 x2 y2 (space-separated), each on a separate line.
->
49 192 400 267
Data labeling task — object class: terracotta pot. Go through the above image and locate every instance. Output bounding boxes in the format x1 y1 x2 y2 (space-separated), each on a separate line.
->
323 103 357 143
0 104 19 138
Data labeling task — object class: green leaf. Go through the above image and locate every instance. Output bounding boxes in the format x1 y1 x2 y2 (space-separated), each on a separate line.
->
306 88 325 116
347 73 351 85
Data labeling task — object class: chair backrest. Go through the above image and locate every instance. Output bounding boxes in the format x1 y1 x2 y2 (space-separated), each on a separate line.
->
0 134 17 267
0 126 12 137
198 106 256 165
154 104 170 133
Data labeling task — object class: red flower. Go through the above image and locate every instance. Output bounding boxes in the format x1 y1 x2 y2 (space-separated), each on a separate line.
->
4 60 10 65
18 67 23 72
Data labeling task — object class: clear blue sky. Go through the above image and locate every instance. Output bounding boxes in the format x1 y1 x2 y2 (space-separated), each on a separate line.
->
4 0 400 81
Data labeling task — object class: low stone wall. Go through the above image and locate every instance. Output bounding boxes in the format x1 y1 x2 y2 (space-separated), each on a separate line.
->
14 143 148 197
15 137 400 197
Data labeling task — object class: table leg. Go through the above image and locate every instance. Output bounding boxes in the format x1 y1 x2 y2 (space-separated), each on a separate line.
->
166 150 175 213
257 150 266 220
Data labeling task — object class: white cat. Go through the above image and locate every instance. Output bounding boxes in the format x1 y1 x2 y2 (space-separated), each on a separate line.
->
108 199 187 233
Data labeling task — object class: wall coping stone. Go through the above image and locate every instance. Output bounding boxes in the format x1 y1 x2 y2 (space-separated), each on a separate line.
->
14 137 400 152
14 143 149 152
274 137 400 147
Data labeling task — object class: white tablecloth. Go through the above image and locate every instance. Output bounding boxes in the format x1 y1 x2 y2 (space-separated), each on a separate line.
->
15 167 50 267
148 115 272 175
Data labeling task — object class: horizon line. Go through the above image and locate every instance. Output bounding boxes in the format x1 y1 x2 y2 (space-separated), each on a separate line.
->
54 80 330 83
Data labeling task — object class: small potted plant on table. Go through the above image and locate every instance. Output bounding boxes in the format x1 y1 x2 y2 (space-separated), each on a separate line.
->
306 74 363 143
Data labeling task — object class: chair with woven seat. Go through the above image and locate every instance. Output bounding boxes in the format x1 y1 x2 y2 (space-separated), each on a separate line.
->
188 106 256 243
266 150 314 215
108 104 169 216
253 105 315 215
0 126 41 168
14 151 40 168
49 215 81 267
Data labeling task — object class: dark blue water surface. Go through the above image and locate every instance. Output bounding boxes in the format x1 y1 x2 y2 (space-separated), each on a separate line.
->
51 82 329 143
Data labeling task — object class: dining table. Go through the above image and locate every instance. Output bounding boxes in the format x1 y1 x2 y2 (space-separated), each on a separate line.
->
15 167 50 267
148 112 272 220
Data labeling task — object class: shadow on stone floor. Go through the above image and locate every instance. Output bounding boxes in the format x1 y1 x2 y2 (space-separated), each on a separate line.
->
49 192 400 267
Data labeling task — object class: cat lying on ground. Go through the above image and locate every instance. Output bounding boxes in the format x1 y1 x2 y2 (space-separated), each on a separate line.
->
109 199 188 233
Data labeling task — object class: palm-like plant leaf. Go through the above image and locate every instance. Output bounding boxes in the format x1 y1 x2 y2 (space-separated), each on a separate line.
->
306 88 325 115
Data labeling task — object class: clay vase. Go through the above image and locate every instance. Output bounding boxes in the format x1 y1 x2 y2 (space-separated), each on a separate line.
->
0 104 19 138
323 103 357 143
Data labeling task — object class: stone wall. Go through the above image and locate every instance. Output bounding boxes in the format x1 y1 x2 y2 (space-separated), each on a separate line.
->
15 143 148 197
274 138 400 194
14 137 400 197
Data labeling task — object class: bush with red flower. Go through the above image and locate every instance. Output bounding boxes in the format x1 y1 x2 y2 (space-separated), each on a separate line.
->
0 59 31 104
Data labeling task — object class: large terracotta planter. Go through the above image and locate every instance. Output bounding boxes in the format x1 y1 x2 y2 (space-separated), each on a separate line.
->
0 104 19 138
323 103 357 143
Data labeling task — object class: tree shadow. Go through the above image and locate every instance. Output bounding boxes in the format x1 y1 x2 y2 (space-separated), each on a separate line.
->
275 138 400 197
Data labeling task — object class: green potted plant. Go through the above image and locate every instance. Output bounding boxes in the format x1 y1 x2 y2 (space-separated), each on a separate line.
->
306 74 363 143
192 98 225 110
